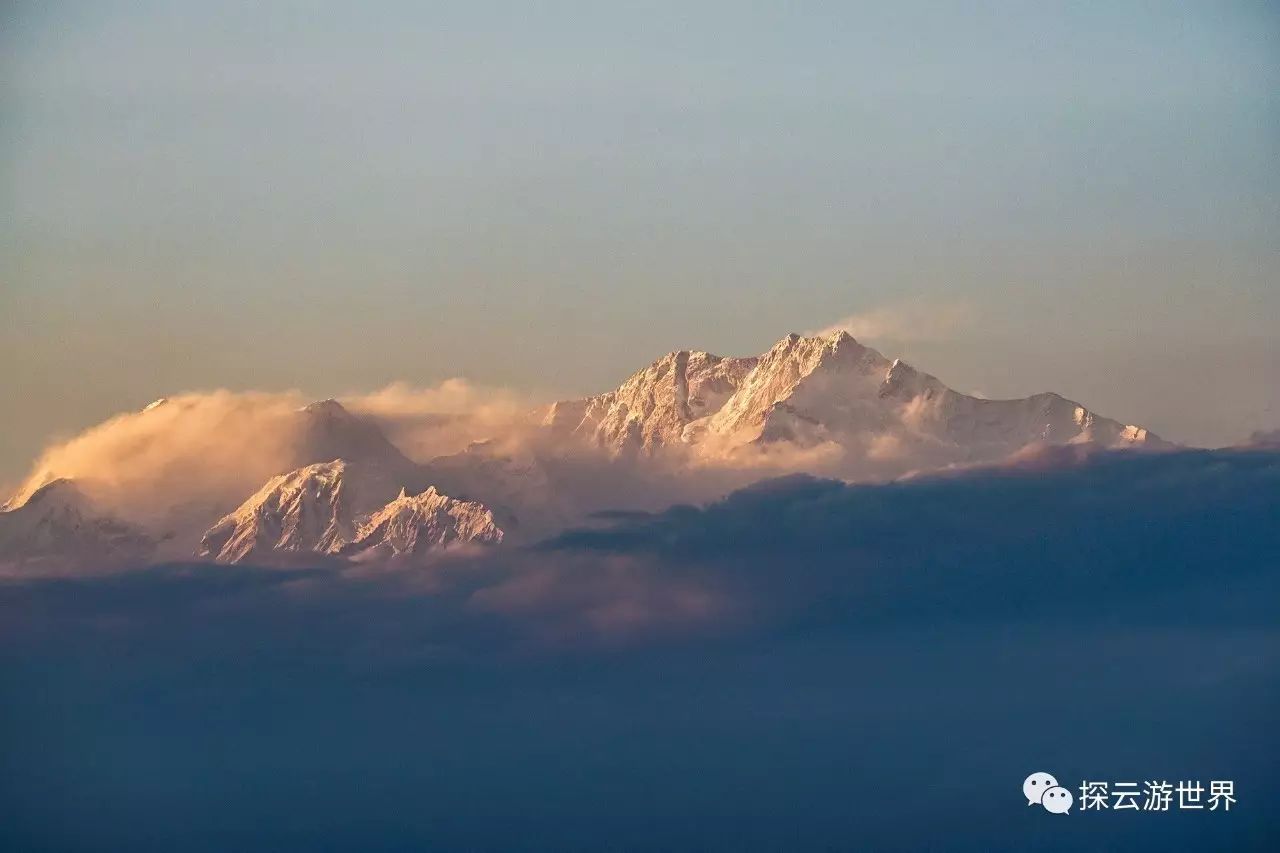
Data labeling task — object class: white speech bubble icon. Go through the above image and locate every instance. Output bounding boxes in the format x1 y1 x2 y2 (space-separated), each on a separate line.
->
1042 785 1073 814
1023 772 1059 805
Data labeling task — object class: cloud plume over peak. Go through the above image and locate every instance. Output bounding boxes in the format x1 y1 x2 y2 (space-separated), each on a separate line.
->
342 379 540 461
808 300 977 344
8 390 310 519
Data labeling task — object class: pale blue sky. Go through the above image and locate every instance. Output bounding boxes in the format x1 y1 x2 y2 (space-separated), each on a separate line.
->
3 1 1278 479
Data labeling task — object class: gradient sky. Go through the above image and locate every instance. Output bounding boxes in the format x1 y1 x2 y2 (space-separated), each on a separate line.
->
3 1 1278 484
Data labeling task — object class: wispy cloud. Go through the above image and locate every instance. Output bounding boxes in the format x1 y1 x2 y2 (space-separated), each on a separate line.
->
809 300 976 343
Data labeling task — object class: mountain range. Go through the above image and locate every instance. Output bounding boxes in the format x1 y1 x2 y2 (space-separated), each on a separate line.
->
1 330 1169 569
545 330 1163 458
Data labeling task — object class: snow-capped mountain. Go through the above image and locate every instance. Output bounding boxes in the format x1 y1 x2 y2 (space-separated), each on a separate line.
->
197 458 503 564
197 460 364 563
0 479 153 568
544 351 759 453
342 486 503 560
182 399 430 559
191 399 509 564
291 399 423 478
548 331 1166 464
1 331 1171 570
873 355 1157 451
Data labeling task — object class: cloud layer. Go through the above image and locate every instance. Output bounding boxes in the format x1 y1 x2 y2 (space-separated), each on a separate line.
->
2 445 1277 851
5 445 1277 655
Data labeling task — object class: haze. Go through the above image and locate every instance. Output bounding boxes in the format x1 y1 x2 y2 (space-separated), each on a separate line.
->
3 1 1278 485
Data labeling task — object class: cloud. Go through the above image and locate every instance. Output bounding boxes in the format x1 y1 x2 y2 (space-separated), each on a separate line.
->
468 551 730 645
342 379 540 462
22 445 1269 655
10 444 1271 662
809 300 976 343
4 382 548 546
1248 428 1280 448
1 380 793 559
7 390 310 525
546 446 1280 627
2 445 1277 852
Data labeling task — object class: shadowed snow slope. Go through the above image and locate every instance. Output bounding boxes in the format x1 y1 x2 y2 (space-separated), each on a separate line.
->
0 479 153 569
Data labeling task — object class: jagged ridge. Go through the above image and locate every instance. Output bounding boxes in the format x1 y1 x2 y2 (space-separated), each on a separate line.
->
343 486 503 559
197 458 504 565
544 350 759 453
551 330 1166 459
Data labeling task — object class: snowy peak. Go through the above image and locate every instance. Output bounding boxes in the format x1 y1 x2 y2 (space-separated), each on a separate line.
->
343 486 503 559
197 399 431 562
700 332 892 445
197 458 502 564
12 477 87 511
293 399 418 473
548 349 758 453
197 460 357 563
876 362 1164 451
760 330 891 385
878 358 946 400
0 478 153 568
301 399 347 417
547 330 1166 463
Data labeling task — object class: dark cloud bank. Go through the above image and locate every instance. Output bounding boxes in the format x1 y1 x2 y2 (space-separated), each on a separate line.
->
3 446 1279 851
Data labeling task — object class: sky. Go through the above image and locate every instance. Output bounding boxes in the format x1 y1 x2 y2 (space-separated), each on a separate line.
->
3 1 1278 484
